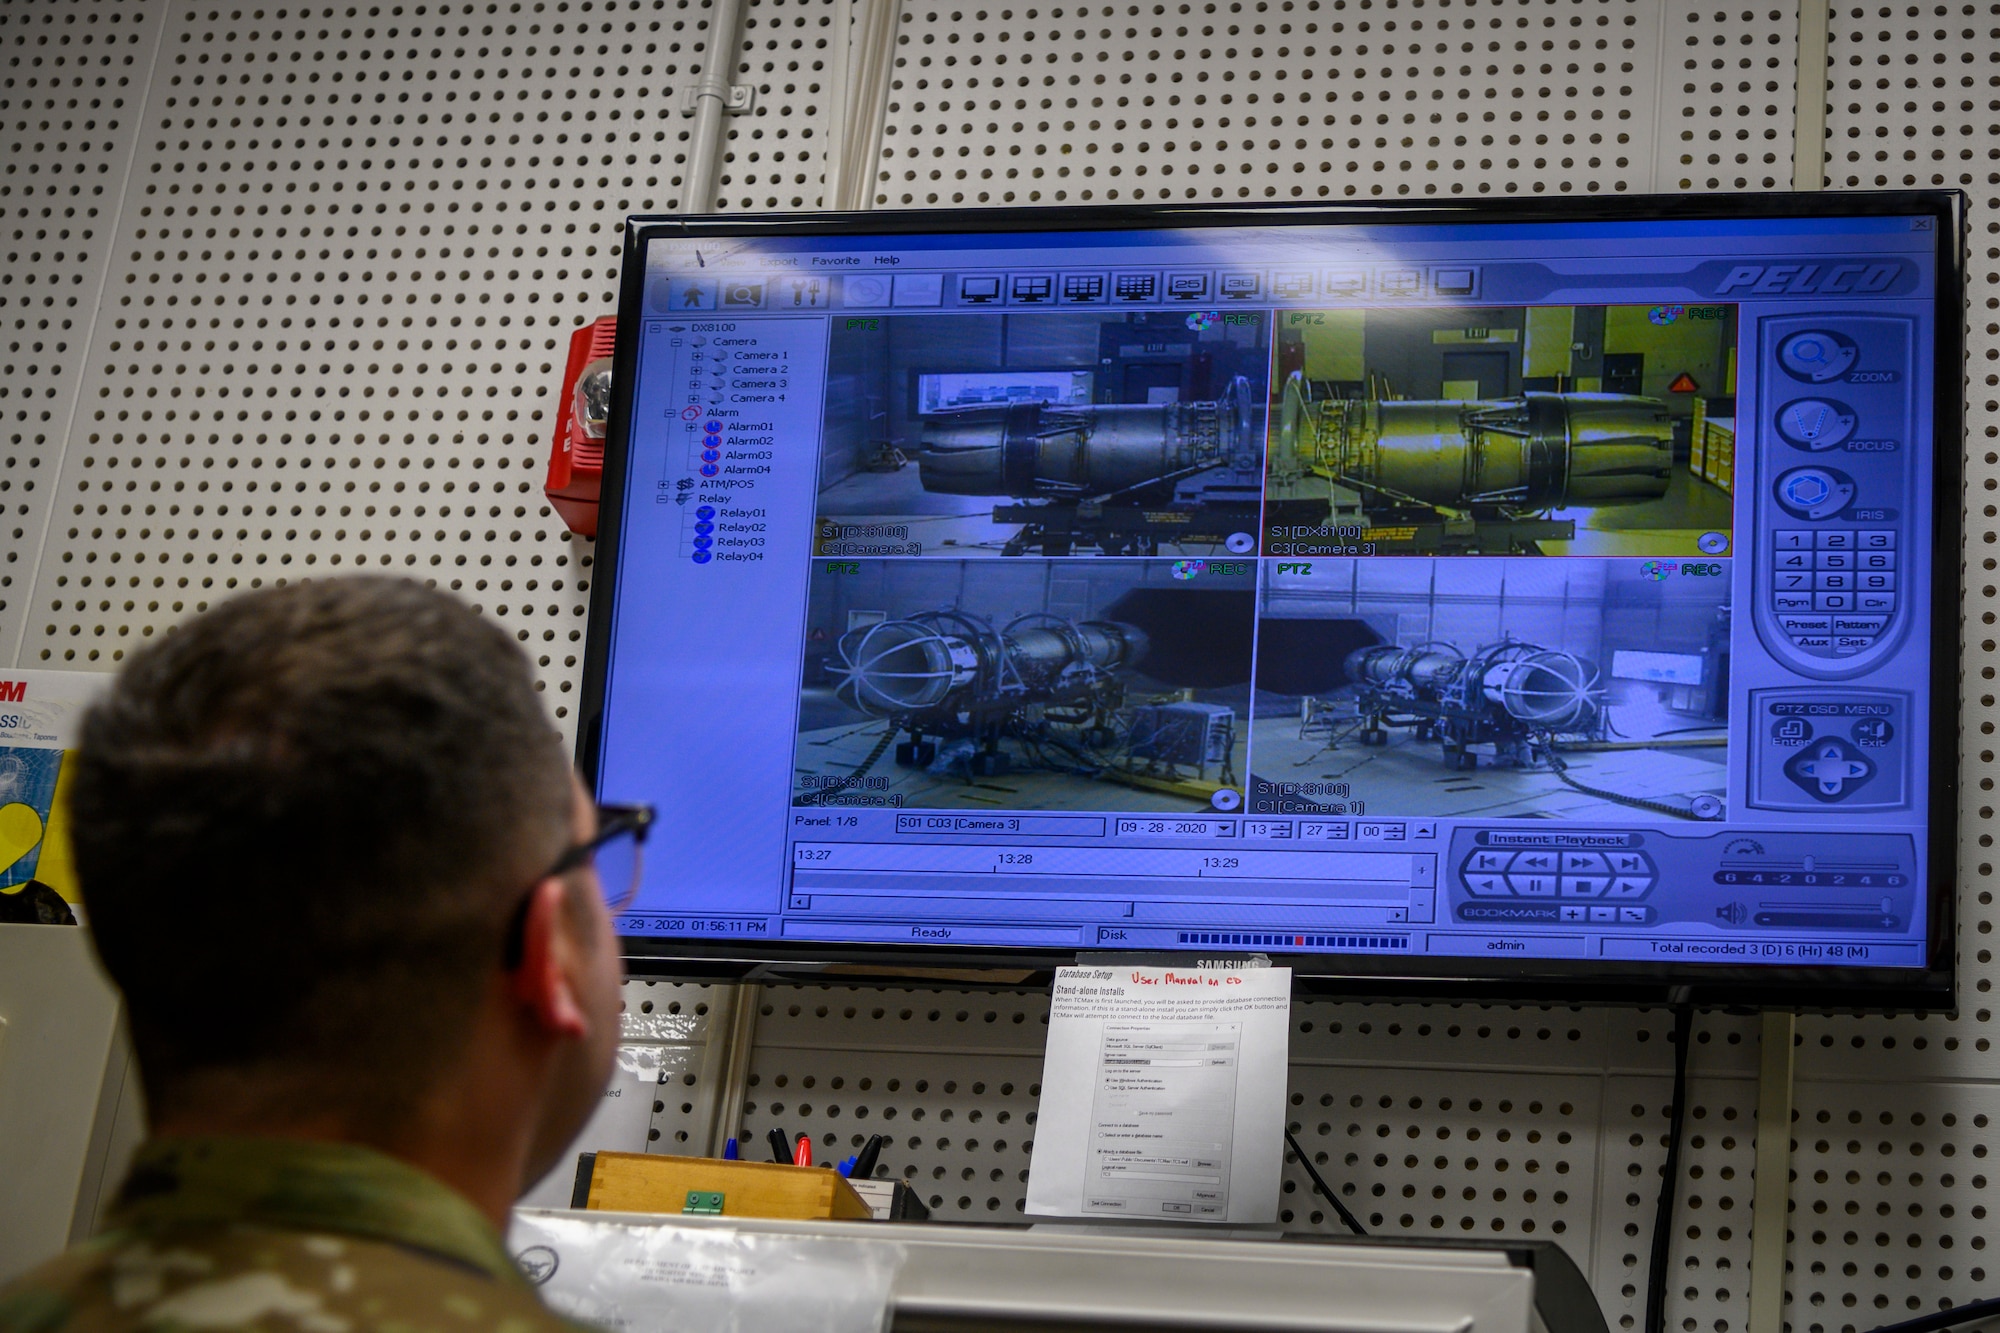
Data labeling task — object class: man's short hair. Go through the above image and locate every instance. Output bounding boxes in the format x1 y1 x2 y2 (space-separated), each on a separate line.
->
71 576 575 1120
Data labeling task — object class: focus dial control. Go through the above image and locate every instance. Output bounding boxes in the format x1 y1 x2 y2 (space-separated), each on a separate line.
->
1776 398 1858 450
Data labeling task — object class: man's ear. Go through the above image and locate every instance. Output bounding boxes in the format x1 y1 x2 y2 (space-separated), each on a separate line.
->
510 877 591 1039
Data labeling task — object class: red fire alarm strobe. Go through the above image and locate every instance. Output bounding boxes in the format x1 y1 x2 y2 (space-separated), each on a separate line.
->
545 315 619 538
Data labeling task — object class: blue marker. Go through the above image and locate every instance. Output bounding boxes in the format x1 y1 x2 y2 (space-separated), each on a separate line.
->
722 1137 740 1161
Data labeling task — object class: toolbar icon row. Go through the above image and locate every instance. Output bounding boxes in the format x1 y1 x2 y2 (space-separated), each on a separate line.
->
655 264 1484 312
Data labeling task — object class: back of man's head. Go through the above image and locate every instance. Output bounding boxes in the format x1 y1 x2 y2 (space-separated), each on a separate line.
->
71 576 574 1126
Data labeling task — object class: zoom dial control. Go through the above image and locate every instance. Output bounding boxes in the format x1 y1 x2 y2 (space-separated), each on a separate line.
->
1778 329 1859 383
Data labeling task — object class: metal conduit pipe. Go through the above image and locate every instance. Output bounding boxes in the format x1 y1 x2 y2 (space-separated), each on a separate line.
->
679 0 754 215
830 0 904 210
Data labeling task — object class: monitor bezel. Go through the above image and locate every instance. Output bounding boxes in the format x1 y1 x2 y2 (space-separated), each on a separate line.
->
578 191 1966 1012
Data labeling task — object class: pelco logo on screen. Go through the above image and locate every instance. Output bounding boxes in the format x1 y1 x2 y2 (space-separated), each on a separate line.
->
1711 262 1909 297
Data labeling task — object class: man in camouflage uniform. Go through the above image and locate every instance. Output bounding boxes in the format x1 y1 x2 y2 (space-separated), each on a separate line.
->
0 578 631 1333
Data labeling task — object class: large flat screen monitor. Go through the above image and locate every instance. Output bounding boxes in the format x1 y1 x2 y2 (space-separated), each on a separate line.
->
580 194 1964 1008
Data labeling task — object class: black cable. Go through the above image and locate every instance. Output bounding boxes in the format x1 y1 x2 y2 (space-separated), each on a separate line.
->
1284 1127 1367 1236
1645 1004 1696 1333
1545 749 1701 821
1866 1296 2000 1333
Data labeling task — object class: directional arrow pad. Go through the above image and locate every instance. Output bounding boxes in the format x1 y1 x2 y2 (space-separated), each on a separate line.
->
1785 737 1875 801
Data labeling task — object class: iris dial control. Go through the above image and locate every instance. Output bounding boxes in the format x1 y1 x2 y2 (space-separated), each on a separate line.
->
1774 465 1856 520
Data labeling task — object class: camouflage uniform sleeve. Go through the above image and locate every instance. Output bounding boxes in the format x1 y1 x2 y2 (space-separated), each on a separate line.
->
0 1228 597 1333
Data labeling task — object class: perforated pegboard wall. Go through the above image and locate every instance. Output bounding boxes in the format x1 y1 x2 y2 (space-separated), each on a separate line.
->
870 0 1799 208
711 984 1770 1332
0 0 842 741
0 0 163 667
1783 7 2000 1329
7 1 2000 1329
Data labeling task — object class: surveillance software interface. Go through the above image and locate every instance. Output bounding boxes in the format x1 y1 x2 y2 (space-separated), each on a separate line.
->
595 213 1941 971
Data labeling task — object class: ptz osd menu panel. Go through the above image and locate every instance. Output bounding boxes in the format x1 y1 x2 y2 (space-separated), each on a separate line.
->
585 199 1958 1001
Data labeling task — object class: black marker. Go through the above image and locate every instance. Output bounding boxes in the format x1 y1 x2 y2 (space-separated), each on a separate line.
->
851 1134 886 1179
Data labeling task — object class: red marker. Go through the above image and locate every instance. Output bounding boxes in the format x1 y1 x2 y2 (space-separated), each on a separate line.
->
793 1134 812 1167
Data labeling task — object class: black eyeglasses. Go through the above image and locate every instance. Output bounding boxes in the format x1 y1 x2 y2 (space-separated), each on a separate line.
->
501 801 656 970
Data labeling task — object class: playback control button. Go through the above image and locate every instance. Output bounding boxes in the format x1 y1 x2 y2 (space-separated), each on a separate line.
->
1461 848 1656 902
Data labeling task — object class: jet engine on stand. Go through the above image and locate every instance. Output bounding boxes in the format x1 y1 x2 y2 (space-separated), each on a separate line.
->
1270 372 1675 553
831 612 1151 778
916 376 1262 555
1341 640 1608 771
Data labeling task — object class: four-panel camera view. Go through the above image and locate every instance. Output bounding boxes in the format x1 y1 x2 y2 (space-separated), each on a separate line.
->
794 304 1739 820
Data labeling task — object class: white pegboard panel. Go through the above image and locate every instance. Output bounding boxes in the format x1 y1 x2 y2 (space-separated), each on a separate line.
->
743 1045 1047 1217
1785 1080 2000 1333
1590 1074 1762 1333
619 978 722 1153
718 0 840 211
1283 1008 1763 1333
1284 1065 1762 1333
1291 999 1763 1077
1783 25 2000 1332
738 985 1047 1218
2 0 839 739
0 0 165 666
746 982 1769 1324
1284 1065 1610 1238
1654 0 1800 192
870 0 1798 208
